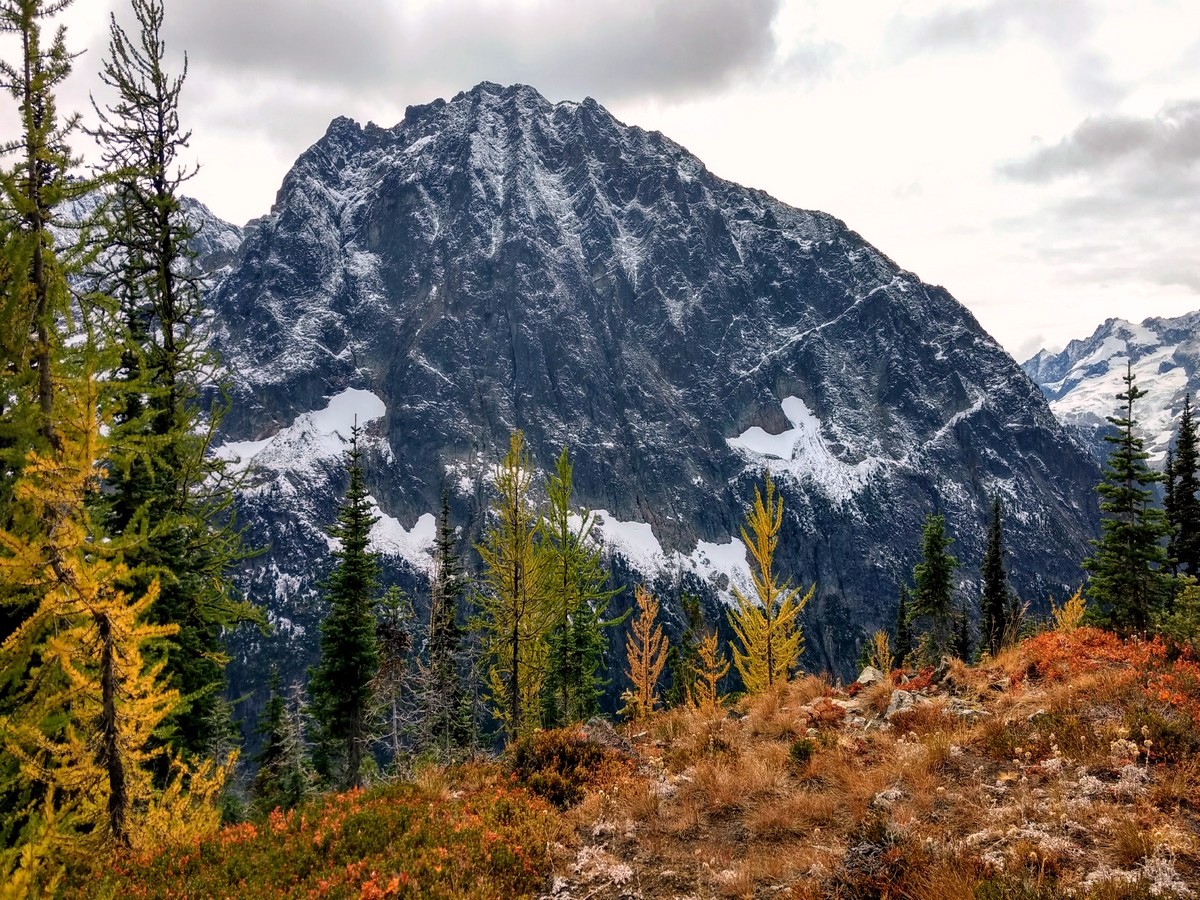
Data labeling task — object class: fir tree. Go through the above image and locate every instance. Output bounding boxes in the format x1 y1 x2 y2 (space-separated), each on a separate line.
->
476 431 553 742
1165 446 1178 575
420 490 467 760
1169 394 1200 576
665 592 704 708
728 472 813 694
911 512 958 661
893 582 913 667
539 448 619 727
953 598 973 661
309 426 380 790
980 495 1010 657
1084 364 1171 632
373 586 415 771
251 676 311 814
87 0 257 758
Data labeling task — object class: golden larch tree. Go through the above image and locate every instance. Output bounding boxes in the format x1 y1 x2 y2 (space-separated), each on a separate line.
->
621 585 668 720
728 472 814 694
689 630 729 710
476 431 554 741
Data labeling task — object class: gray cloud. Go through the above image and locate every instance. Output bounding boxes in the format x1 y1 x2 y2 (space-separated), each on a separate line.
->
166 0 798 106
1001 101 1200 182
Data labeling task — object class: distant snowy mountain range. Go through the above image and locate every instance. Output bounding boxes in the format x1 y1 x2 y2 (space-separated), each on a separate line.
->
168 82 1102 705
1023 311 1200 465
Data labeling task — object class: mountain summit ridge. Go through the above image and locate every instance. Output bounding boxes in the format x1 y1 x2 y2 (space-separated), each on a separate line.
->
207 81 1099 687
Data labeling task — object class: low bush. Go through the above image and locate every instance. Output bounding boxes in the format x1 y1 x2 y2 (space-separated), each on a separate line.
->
507 727 623 809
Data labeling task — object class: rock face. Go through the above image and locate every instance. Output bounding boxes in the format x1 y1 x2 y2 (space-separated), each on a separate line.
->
205 81 1099 698
1023 312 1200 466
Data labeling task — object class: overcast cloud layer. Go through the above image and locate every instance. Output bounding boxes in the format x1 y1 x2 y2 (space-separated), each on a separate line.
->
5 0 1200 358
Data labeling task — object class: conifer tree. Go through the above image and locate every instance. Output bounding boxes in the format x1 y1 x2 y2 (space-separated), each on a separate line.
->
373 586 415 770
1165 446 1178 574
87 0 257 758
1084 364 1171 632
420 491 467 759
539 448 618 727
476 431 552 742
665 592 704 708
621 586 668 720
1168 394 1200 576
251 675 312 814
911 512 958 661
894 582 913 667
0 374 207 850
980 495 1010 657
953 598 973 661
728 472 813 694
309 426 380 789
689 630 729 710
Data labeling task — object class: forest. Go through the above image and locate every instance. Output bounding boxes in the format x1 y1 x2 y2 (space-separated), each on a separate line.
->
2 0 1200 897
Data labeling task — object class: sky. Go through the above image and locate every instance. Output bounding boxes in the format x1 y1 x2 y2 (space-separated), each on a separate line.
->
11 0 1200 359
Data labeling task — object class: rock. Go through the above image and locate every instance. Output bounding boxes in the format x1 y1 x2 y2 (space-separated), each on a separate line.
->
871 786 904 809
584 717 632 753
948 699 989 721
884 689 930 721
856 666 886 687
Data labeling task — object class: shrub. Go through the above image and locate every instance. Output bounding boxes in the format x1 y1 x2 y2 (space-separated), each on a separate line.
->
789 738 816 769
507 727 620 809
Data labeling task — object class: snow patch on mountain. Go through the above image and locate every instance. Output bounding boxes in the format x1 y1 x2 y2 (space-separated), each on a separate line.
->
727 396 881 504
370 507 437 571
216 387 387 481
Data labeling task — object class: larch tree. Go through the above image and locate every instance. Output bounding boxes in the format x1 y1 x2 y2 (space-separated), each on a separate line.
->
620 586 668 720
728 472 813 694
911 512 958 661
689 629 729 710
979 495 1010 657
476 430 553 742
539 448 619 728
1084 364 1171 632
87 0 257 759
309 425 381 790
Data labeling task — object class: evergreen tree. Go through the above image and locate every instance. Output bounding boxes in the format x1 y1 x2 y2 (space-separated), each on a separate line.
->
980 495 1010 657
665 591 704 708
251 676 312 814
420 490 467 759
476 431 553 742
1169 394 1200 576
539 448 619 727
309 426 380 789
953 598 973 661
911 512 958 661
87 0 257 758
728 472 813 694
893 583 913 667
373 586 415 771
1165 446 1178 574
1084 364 1171 632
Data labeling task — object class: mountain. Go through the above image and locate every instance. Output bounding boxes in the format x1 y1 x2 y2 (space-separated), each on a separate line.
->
1023 312 1200 465
204 81 1099 704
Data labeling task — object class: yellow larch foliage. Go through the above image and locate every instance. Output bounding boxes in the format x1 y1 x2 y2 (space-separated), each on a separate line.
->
621 586 668 720
868 630 893 674
0 374 217 857
728 472 814 694
1052 586 1087 633
689 630 730 710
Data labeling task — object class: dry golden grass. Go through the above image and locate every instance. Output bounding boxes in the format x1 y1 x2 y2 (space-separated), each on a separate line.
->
861 679 895 716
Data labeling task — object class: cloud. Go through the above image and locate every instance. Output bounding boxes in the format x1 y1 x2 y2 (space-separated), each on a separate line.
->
889 0 1099 54
1000 101 1200 182
166 0 798 106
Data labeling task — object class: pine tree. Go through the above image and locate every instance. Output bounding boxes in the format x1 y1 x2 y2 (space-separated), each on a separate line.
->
665 592 704 708
1165 446 1179 575
1169 394 1200 576
894 582 913 667
87 0 257 758
728 472 813 694
980 495 1010 657
476 431 553 742
1084 364 1171 632
420 490 466 760
953 598 973 661
251 675 312 814
373 586 415 771
620 586 668 720
309 426 380 789
911 512 958 661
539 448 619 727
